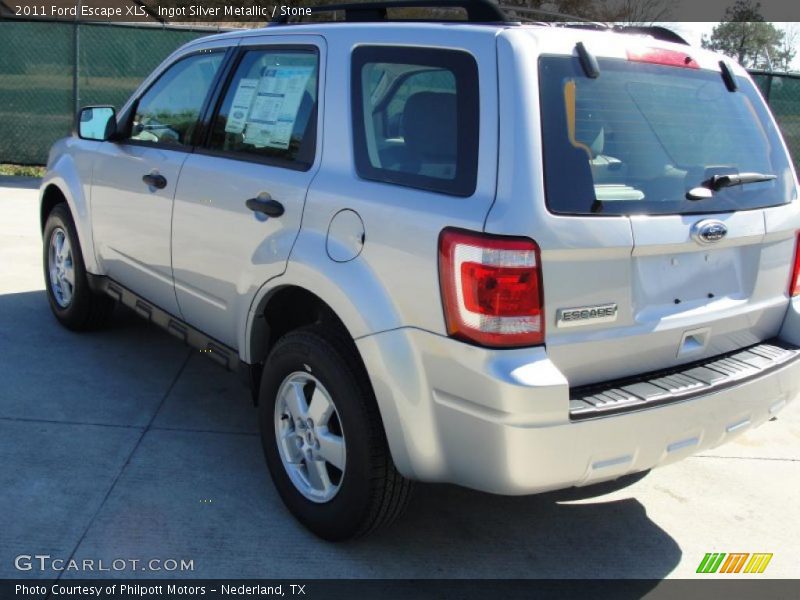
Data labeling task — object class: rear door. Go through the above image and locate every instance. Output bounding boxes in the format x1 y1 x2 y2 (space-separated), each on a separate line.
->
492 34 799 387
170 36 324 348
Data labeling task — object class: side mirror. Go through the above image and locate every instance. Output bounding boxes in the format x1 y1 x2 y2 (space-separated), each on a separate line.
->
77 106 117 141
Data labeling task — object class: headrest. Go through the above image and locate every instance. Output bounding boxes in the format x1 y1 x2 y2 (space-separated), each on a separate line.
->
402 92 457 161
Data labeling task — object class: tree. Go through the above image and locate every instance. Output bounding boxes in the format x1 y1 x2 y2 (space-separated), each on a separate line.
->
603 0 671 24
701 0 795 70
774 24 799 71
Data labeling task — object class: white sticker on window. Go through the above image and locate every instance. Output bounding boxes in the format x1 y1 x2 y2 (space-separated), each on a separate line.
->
224 78 259 134
243 65 314 149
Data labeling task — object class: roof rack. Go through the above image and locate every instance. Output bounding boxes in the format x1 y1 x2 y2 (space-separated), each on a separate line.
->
271 0 506 24
499 5 604 26
269 0 689 45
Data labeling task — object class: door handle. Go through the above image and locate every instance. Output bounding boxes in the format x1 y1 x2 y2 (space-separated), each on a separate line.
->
142 173 167 189
246 196 285 218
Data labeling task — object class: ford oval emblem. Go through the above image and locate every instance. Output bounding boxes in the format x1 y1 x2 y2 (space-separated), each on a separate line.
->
692 220 728 244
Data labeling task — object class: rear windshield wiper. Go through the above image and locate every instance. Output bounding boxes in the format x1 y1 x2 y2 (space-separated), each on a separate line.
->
707 172 777 190
686 172 777 200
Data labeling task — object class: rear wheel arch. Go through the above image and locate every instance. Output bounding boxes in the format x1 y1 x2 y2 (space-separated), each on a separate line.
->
247 286 369 401
250 286 354 364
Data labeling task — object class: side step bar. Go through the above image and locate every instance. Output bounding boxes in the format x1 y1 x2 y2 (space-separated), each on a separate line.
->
88 274 240 372
570 340 800 420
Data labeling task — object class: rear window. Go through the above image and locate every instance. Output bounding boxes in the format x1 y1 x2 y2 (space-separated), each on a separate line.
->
539 56 796 216
351 46 479 197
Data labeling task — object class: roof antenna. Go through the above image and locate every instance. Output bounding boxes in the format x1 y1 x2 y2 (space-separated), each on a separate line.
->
576 42 599 78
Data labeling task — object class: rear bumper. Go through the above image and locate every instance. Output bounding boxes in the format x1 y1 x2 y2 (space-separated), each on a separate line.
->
357 328 799 495
569 340 799 419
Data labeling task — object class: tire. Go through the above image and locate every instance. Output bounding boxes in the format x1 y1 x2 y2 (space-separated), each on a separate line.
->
258 325 413 541
43 203 115 331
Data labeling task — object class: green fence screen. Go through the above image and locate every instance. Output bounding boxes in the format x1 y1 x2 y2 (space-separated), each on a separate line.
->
751 71 800 173
0 20 213 165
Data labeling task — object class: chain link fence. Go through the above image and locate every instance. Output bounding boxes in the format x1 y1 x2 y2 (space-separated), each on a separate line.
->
0 19 218 165
751 71 800 173
2 19 800 171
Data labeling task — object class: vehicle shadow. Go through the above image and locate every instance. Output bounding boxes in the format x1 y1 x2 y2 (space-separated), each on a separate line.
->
344 474 679 584
0 289 680 584
0 290 194 427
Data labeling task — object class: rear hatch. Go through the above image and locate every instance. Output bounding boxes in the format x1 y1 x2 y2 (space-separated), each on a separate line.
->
492 31 799 387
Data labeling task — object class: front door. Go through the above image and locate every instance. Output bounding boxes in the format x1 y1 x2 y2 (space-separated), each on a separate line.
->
91 50 226 315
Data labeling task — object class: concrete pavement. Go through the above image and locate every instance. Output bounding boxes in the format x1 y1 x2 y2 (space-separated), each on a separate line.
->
1 179 798 579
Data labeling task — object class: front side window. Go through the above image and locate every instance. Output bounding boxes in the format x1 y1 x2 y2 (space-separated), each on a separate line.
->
129 51 223 147
207 48 319 168
352 46 479 197
539 56 795 216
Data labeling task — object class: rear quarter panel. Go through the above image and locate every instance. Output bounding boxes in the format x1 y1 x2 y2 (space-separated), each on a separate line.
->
244 25 503 356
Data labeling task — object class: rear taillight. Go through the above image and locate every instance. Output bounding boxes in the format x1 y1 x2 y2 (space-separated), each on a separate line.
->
790 232 800 296
626 47 699 69
438 228 544 348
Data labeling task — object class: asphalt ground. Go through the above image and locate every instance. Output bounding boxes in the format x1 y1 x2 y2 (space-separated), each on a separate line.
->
1 178 798 580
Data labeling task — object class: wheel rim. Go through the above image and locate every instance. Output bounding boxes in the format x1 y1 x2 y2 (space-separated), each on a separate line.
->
274 372 346 503
48 227 75 308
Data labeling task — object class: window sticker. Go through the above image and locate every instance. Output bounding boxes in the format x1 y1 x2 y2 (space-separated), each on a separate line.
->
244 65 314 149
224 78 259 134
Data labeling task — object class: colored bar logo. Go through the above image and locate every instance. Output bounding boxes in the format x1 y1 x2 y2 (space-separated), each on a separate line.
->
696 553 773 574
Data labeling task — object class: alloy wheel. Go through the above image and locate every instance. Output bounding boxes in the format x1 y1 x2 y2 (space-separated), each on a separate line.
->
274 371 346 503
48 227 75 308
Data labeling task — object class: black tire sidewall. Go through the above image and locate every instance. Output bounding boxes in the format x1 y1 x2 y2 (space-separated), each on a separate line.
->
42 204 91 328
258 329 377 541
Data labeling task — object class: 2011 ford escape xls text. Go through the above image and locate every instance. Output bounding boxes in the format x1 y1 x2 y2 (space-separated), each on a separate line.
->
39 0 800 540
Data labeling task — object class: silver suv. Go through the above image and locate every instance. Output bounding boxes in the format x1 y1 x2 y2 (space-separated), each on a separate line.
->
40 1 800 540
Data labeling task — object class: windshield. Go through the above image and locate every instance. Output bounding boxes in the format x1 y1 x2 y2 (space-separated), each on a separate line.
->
538 56 796 216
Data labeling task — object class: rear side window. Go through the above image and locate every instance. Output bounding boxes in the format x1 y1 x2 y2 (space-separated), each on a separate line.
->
352 46 479 197
539 56 795 215
208 47 318 169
